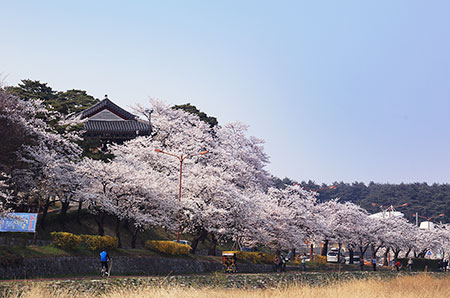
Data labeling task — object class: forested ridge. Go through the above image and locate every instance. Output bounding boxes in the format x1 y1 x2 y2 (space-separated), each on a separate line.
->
274 178 450 224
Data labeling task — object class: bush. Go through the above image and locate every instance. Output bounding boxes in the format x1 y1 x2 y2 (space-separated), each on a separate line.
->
311 255 327 265
81 235 118 251
50 232 82 250
235 251 274 264
145 240 191 256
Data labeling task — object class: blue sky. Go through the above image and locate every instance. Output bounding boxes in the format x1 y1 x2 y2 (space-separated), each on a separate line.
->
1 1 449 184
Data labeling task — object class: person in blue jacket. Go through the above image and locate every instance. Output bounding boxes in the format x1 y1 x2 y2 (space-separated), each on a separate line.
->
100 248 111 276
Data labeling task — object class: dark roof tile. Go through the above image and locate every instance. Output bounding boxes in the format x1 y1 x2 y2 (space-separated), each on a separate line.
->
81 98 136 120
84 120 151 133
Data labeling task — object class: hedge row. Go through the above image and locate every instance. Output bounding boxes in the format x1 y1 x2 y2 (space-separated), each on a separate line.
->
50 232 118 251
235 251 274 264
144 240 191 256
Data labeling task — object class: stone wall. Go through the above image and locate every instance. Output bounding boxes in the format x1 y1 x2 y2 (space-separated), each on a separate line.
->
0 256 277 279
0 237 51 247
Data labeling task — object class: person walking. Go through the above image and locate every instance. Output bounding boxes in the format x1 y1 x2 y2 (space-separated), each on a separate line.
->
301 253 307 272
273 253 281 272
394 260 401 272
407 258 413 271
372 257 377 271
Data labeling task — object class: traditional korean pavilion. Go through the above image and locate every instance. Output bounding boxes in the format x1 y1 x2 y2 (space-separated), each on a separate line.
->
80 95 151 146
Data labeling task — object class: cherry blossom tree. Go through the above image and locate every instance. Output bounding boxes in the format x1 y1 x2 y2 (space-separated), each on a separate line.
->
75 157 177 247
114 99 274 254
1 87 82 225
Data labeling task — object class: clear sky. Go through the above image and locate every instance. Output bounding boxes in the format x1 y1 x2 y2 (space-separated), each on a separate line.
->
1 1 449 184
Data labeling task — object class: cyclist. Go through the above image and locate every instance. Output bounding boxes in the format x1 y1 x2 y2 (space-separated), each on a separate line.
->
100 248 111 277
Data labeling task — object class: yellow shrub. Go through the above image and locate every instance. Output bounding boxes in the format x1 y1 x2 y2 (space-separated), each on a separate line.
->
314 255 327 265
81 235 118 251
144 240 191 256
235 251 274 264
50 232 82 250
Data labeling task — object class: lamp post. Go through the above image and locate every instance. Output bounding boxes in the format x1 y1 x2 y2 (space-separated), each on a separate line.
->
371 202 408 266
371 202 408 218
154 148 208 243
418 213 444 230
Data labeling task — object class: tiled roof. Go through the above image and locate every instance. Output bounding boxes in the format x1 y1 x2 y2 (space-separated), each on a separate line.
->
84 120 152 134
81 98 136 120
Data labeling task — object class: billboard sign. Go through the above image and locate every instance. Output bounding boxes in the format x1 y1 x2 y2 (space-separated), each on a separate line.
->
0 213 38 233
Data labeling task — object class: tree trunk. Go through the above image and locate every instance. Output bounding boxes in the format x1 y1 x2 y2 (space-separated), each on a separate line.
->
131 227 139 249
59 200 70 228
370 244 376 258
383 247 390 266
290 248 296 261
190 229 208 254
76 200 83 225
405 248 411 258
207 232 217 256
337 242 342 263
123 219 130 231
349 249 354 264
321 239 329 256
94 213 105 236
418 249 427 258
359 246 366 271
115 217 122 248
393 249 401 260
39 197 51 229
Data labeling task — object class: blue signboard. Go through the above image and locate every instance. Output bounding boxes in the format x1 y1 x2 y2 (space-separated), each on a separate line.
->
0 213 38 233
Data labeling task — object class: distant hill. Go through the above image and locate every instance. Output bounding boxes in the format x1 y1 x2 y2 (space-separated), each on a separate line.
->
273 178 450 224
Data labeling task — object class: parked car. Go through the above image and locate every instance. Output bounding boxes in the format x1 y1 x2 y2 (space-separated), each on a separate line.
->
173 240 192 246
327 249 345 263
345 253 361 264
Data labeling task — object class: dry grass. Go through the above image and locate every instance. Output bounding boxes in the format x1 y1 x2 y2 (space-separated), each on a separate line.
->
6 274 450 298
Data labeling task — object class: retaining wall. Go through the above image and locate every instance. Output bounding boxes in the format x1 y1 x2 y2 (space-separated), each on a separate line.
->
0 256 277 279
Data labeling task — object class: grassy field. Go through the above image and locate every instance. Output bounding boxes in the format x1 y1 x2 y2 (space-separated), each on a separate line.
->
2 274 449 298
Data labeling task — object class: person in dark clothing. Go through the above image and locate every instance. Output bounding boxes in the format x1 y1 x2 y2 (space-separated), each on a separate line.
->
394 260 401 271
372 257 377 271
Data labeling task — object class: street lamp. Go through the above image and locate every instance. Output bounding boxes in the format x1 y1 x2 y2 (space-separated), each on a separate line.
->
154 148 209 243
371 202 408 218
418 213 445 230
371 202 408 266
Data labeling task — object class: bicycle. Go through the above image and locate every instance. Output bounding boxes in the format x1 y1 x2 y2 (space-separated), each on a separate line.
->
100 260 111 278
